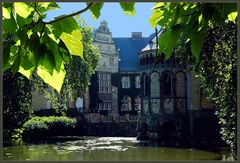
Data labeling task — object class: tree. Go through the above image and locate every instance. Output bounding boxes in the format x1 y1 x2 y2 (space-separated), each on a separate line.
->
149 2 237 60
3 70 33 141
174 23 237 158
32 18 100 115
2 2 135 92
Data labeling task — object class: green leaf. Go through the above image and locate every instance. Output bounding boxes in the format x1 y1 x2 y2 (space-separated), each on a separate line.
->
14 2 34 18
158 24 182 60
37 62 66 93
3 43 11 72
190 26 207 59
59 29 83 57
19 52 36 79
59 40 71 64
228 12 238 23
2 7 11 19
38 47 56 75
51 17 83 57
28 34 42 65
152 2 165 10
149 10 164 28
119 2 135 16
42 33 63 72
52 17 79 35
2 13 18 33
87 2 104 19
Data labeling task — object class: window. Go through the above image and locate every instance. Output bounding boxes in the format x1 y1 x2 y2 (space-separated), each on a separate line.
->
109 56 114 66
121 96 132 111
151 72 160 97
144 75 150 96
176 72 186 97
134 96 141 110
162 72 172 96
99 103 102 110
107 103 111 110
135 76 141 88
103 103 107 110
98 72 111 93
121 76 130 88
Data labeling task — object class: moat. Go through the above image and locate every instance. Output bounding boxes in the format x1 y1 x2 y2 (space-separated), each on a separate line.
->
3 137 230 161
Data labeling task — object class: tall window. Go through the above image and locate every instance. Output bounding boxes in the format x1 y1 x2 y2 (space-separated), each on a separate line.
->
121 76 130 88
121 96 132 111
176 72 186 97
98 72 111 93
144 75 150 96
162 72 172 96
135 76 141 88
134 96 141 110
151 72 160 97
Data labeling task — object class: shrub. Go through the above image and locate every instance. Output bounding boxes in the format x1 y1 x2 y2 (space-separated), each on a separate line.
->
22 116 77 140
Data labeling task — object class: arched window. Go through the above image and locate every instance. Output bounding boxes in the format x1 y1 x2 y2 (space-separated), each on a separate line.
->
76 95 84 112
143 55 146 66
144 75 150 96
135 75 141 88
121 96 132 111
176 72 186 97
162 72 172 96
151 72 160 97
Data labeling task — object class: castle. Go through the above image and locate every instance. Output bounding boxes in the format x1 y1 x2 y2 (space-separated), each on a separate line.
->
32 20 221 146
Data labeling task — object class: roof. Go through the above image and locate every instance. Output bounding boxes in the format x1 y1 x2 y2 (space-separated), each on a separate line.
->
141 30 163 52
114 35 154 72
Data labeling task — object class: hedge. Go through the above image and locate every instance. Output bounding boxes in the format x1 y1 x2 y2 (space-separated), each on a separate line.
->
22 116 77 140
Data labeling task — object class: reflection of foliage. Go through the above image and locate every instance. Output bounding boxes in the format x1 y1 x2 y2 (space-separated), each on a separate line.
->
32 18 99 115
175 23 237 157
3 70 33 141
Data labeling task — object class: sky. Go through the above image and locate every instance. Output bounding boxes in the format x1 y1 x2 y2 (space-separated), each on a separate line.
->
46 2 155 37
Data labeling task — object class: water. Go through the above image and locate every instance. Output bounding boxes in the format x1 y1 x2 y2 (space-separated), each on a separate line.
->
3 137 230 161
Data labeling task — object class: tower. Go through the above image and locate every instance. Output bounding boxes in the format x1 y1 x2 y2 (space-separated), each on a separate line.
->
93 20 119 115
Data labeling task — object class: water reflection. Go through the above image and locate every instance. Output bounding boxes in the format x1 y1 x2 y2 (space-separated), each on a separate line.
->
3 137 228 161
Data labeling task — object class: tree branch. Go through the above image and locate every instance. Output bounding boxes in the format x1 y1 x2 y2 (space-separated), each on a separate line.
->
43 3 94 24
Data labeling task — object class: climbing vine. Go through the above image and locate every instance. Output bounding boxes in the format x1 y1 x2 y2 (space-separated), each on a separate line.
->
175 23 237 158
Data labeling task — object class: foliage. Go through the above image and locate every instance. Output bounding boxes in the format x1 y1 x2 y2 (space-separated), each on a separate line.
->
175 23 237 157
3 70 33 141
2 2 135 92
31 18 99 115
66 17 100 100
22 116 77 140
149 2 237 60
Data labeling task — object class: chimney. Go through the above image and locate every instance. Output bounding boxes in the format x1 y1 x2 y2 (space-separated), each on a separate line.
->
132 32 142 40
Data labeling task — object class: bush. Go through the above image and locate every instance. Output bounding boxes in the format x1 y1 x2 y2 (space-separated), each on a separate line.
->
22 116 77 140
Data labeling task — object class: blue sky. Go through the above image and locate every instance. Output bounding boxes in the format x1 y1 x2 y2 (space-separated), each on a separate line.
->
46 2 155 37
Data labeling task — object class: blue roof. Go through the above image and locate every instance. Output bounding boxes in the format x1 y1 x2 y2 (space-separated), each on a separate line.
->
113 37 151 71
